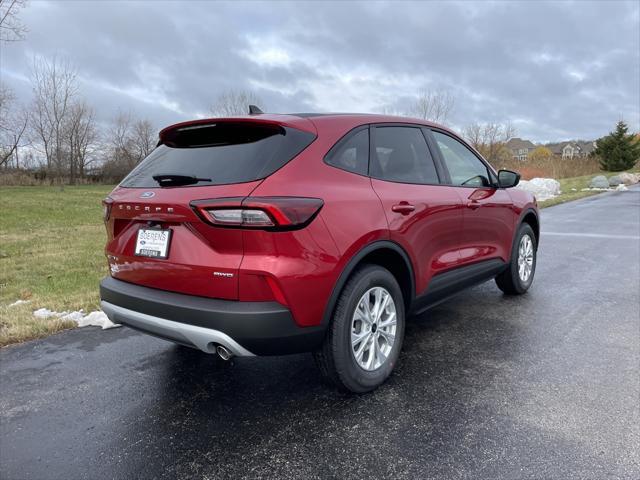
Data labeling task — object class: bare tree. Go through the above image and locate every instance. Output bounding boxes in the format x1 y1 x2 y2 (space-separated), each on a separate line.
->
110 111 156 166
0 0 28 42
0 83 29 168
131 118 156 159
108 111 135 170
409 90 454 124
30 56 79 177
210 90 264 117
463 122 484 150
28 56 101 183
65 101 97 183
463 121 516 163
102 111 156 181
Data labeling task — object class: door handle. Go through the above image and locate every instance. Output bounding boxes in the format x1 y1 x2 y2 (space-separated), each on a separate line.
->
466 200 481 210
392 202 416 215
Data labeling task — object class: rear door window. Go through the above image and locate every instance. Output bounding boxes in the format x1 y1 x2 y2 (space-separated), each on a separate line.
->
371 126 440 184
119 123 315 188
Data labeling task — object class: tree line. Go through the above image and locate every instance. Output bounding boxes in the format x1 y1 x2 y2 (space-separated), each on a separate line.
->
0 61 470 185
2 55 636 186
1 57 158 184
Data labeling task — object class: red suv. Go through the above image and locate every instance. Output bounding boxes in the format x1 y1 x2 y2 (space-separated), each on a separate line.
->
100 112 539 392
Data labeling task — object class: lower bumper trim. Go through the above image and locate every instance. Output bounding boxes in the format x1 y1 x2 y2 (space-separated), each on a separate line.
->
101 301 255 356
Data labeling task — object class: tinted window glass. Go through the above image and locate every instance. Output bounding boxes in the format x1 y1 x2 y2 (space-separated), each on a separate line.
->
120 123 315 188
371 127 439 184
325 129 369 175
432 131 491 187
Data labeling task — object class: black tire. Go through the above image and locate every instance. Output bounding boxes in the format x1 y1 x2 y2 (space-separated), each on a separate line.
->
495 223 537 295
313 264 405 393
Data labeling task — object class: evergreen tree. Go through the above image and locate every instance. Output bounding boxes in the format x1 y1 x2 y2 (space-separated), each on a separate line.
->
594 121 640 171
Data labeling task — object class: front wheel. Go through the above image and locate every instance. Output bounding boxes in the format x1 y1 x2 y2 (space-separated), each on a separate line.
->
495 223 537 295
313 264 405 393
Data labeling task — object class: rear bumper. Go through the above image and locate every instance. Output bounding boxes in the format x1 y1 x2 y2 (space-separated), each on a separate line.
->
100 277 325 356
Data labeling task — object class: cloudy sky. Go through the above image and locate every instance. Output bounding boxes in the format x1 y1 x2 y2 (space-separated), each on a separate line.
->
1 0 638 142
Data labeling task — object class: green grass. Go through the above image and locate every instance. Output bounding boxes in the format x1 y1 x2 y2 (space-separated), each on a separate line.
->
539 170 637 208
0 185 114 346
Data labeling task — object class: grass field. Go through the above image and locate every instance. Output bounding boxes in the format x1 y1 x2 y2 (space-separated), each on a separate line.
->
0 185 114 346
537 172 626 208
0 171 636 346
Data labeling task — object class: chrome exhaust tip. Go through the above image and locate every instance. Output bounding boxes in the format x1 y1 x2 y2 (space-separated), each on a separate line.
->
216 345 233 361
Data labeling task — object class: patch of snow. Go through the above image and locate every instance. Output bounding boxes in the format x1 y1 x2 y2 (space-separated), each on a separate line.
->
33 308 56 319
76 311 115 329
8 299 31 307
32 308 120 330
618 172 640 185
580 185 628 192
517 178 561 201
60 311 85 322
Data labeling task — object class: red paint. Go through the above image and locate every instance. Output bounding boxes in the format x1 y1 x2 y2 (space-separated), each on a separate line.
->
454 186 516 265
104 114 537 328
370 180 464 293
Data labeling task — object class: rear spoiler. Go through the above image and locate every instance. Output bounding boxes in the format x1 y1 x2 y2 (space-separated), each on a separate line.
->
158 115 317 146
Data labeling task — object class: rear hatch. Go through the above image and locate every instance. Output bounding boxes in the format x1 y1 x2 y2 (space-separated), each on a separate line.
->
104 118 316 300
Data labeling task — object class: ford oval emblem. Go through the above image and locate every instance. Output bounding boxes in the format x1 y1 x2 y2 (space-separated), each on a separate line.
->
140 191 155 199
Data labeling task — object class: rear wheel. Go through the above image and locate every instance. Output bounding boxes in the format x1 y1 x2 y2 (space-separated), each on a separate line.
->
495 223 537 295
313 264 405 393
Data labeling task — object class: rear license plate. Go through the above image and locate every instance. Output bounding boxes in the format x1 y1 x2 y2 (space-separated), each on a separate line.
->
135 228 172 259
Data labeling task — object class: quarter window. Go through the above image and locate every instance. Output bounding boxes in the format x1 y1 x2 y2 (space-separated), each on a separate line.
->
432 131 491 187
325 129 369 175
371 127 439 184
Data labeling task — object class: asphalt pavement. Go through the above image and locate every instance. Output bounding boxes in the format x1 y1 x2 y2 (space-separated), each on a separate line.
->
1 187 639 480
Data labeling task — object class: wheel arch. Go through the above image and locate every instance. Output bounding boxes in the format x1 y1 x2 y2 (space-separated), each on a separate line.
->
321 240 415 327
519 208 540 247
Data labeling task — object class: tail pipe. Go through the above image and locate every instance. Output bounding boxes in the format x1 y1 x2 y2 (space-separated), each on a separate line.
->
216 345 233 361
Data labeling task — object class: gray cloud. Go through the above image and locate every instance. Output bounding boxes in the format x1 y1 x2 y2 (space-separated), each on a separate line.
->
1 0 638 142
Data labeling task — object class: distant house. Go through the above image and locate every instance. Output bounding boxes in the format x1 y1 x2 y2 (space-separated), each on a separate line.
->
576 140 597 157
505 138 537 161
547 140 596 159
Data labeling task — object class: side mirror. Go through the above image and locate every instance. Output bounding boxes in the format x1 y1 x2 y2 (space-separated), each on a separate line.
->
498 169 520 188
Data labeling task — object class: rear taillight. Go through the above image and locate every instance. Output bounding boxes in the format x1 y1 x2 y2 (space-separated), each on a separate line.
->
102 197 113 222
207 209 274 227
191 197 324 230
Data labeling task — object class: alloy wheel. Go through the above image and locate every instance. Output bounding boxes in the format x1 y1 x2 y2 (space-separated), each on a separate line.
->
350 287 397 371
517 234 534 282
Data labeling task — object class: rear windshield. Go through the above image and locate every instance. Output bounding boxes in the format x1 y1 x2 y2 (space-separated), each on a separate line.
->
119 123 315 188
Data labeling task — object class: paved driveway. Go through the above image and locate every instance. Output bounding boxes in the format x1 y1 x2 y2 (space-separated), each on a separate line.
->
1 187 639 479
